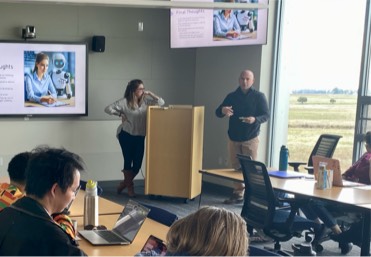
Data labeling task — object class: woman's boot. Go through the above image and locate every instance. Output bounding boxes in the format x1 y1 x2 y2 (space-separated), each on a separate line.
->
125 170 136 197
116 170 128 194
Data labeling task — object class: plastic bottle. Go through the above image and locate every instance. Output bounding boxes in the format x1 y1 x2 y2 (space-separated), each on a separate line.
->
83 180 99 228
279 145 289 171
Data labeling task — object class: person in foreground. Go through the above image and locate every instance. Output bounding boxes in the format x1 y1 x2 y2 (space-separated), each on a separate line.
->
215 69 270 204
166 206 248 256
0 150 78 240
0 151 31 210
105 79 164 197
0 146 87 256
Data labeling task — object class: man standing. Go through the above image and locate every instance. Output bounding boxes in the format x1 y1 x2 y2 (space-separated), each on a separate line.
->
215 69 270 204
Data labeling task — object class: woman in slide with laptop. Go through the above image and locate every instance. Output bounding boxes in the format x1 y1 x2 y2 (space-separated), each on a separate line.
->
105 79 164 197
213 0 241 38
25 52 57 104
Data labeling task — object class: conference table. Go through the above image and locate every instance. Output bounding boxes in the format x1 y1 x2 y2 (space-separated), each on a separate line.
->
24 97 75 107
67 192 169 255
0 175 169 255
201 168 371 256
69 191 124 217
75 214 169 256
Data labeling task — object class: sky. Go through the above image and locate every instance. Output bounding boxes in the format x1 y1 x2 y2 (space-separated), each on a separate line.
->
279 0 366 92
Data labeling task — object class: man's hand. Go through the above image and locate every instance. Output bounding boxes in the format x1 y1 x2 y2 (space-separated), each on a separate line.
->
222 106 234 117
241 116 255 124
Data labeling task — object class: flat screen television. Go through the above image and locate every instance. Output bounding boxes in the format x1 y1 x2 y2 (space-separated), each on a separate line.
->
170 0 268 48
0 40 88 116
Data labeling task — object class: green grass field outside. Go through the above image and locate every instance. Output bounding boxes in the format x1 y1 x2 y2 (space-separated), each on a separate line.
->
287 94 357 171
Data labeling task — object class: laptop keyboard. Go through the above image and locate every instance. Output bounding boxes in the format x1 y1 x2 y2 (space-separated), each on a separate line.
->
94 230 126 242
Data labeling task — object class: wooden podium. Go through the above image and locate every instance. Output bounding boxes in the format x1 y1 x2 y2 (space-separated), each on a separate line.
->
145 105 204 200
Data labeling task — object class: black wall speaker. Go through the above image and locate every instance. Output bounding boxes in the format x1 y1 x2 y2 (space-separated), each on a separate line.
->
92 36 105 52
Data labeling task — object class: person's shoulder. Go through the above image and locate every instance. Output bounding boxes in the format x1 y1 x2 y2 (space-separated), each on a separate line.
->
363 152 371 160
25 72 36 80
251 87 266 96
0 182 10 189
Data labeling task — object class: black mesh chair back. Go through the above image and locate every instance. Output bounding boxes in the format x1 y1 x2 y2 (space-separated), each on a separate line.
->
238 155 320 251
238 154 277 233
307 134 342 167
289 134 342 173
140 203 178 227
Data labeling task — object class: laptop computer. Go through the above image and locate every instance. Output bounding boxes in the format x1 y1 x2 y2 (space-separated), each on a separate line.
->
78 199 150 245
312 156 365 187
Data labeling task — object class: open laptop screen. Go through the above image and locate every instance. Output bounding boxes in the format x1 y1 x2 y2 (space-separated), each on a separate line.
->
113 200 150 242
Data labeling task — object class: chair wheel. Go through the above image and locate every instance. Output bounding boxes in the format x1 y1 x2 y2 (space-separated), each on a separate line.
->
314 244 324 253
339 242 353 255
305 233 314 243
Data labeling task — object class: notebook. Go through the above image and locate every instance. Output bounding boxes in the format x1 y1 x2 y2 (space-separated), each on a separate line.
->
78 199 150 245
268 170 306 179
312 156 365 187
41 101 69 107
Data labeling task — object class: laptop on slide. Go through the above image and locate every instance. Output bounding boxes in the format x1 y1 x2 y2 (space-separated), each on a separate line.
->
312 156 365 187
78 199 150 245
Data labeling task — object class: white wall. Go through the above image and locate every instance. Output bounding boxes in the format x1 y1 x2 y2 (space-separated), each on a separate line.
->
0 2 277 183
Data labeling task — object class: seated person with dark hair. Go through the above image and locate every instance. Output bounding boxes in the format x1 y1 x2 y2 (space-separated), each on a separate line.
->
301 131 371 253
0 151 31 210
0 150 77 241
0 146 87 256
342 131 371 184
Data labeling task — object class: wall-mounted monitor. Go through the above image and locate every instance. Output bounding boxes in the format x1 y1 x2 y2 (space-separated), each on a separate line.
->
170 0 268 48
0 40 88 116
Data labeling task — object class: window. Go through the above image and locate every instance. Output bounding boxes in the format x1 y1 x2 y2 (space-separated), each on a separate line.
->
273 0 367 169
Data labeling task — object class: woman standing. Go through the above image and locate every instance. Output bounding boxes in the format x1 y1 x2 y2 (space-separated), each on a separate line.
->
25 52 57 104
105 79 165 197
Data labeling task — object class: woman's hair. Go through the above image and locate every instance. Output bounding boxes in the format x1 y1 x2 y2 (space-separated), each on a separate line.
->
124 79 144 109
166 206 248 256
32 52 49 73
364 131 371 146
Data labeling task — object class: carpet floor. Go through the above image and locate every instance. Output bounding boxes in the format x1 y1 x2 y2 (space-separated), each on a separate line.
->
98 179 362 256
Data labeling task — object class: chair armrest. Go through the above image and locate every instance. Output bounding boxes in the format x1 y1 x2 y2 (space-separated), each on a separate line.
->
277 197 310 210
304 166 314 175
288 161 307 172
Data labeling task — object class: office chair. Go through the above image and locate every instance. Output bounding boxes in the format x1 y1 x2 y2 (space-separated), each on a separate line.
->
140 202 178 227
237 155 321 253
288 134 342 174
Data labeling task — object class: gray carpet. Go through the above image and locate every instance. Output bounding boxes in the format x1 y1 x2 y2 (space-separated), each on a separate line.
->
98 179 362 256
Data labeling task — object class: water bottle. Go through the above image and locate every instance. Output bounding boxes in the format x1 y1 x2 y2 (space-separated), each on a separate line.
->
83 180 99 228
279 145 289 171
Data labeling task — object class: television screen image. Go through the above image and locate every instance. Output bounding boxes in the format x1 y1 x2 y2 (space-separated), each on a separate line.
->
170 0 268 48
0 41 87 116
